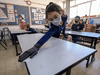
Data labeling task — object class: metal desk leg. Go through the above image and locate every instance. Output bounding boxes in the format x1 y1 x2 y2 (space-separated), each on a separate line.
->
93 38 97 49
86 56 90 67
11 34 14 45
14 35 20 56
86 53 96 68
90 38 93 48
66 68 71 75
91 53 95 63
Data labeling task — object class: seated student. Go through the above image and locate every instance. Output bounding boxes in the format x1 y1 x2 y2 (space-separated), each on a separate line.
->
71 16 84 43
24 23 37 33
18 2 71 62
18 15 25 29
80 19 84 29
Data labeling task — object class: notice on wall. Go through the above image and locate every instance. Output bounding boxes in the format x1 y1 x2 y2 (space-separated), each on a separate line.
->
32 9 36 13
34 17 38 20
0 4 5 8
8 14 15 22
0 8 7 18
43 14 45 19
39 17 43 20
7 4 14 14
37 8 41 12
34 13 38 16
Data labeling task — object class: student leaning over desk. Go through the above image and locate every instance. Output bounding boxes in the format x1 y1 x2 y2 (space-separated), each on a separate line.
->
18 2 71 62
24 23 37 33
18 15 25 29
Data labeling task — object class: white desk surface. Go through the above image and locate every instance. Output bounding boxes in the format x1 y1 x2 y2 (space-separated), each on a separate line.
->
31 25 49 30
17 33 96 75
9 27 31 34
96 28 100 31
65 31 100 38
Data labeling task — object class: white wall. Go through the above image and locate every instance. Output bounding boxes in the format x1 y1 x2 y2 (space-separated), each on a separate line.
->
0 0 63 9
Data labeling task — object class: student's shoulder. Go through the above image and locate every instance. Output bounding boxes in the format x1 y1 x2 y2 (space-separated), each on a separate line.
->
21 19 25 22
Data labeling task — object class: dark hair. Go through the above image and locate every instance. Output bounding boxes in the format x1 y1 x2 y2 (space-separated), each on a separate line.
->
46 2 60 18
18 15 24 19
75 16 80 20
24 23 30 29
80 19 83 21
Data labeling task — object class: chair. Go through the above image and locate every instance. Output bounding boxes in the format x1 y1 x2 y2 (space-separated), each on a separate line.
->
95 23 100 33
0 30 7 50
3 27 11 40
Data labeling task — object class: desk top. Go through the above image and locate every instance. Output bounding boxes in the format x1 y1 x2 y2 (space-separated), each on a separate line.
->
10 27 31 34
31 25 49 31
65 31 100 38
96 28 100 31
17 33 97 75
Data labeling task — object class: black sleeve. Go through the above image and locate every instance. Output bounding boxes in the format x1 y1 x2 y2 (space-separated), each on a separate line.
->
62 27 65 36
80 24 84 30
71 24 74 30
45 25 49 28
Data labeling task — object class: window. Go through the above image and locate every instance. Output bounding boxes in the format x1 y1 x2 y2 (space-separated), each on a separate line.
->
76 0 91 5
70 7 77 18
77 4 86 16
70 1 75 7
90 0 100 15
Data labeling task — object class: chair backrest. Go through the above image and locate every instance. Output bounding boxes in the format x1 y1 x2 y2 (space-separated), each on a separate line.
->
96 23 100 29
3 27 11 39
0 30 3 40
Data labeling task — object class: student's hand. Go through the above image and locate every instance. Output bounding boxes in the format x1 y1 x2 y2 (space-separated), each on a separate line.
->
18 44 41 62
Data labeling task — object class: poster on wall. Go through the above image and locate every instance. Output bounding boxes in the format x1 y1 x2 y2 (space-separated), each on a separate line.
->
41 9 45 13
0 4 5 8
34 17 38 20
8 14 15 22
34 13 38 16
39 17 43 20
35 21 39 24
38 13 43 17
32 9 36 13
0 8 7 18
7 4 14 13
43 14 45 19
37 8 41 12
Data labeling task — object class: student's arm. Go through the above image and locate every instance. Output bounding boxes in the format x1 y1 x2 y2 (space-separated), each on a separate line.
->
36 25 58 46
18 25 59 62
80 24 84 32
44 25 49 28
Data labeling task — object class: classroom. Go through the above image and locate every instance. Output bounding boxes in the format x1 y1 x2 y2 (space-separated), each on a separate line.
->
0 0 100 75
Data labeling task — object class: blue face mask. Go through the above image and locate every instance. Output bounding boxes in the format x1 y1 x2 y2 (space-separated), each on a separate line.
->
19 18 22 20
51 15 61 26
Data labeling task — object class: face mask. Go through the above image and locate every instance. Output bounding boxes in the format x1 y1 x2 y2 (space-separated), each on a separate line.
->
19 18 22 20
75 17 79 23
51 15 61 26
75 21 78 23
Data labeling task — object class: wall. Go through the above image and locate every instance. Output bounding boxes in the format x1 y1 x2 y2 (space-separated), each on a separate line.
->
0 0 63 25
0 0 63 9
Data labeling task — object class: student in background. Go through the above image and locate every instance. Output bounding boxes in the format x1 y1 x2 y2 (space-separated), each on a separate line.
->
24 23 37 33
80 19 84 29
71 16 84 43
18 2 71 62
18 15 25 29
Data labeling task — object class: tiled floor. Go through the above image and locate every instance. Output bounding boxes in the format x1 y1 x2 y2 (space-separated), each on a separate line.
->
0 39 100 75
